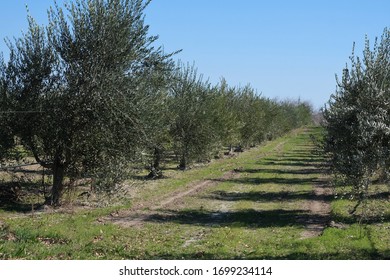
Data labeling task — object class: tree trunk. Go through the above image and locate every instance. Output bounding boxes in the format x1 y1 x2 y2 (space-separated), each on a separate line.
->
147 147 163 179
50 161 65 206
153 147 161 170
179 154 187 170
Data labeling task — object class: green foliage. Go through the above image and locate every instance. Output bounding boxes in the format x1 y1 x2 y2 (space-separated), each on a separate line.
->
233 86 267 147
168 63 217 169
274 100 313 137
1 0 173 205
0 0 312 204
166 65 312 170
136 60 174 177
211 79 242 149
323 28 390 215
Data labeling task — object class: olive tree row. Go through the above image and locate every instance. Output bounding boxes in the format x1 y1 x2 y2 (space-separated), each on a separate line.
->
156 64 313 172
0 0 313 205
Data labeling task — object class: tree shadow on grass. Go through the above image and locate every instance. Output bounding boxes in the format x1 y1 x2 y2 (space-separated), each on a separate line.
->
202 190 334 203
271 250 390 260
234 168 325 175
0 181 44 213
267 157 322 163
144 249 390 260
10 168 52 176
144 209 327 229
0 201 42 213
261 161 324 168
212 177 325 186
332 211 390 225
283 149 317 155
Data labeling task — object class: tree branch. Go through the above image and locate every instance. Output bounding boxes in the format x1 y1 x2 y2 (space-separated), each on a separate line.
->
27 139 53 169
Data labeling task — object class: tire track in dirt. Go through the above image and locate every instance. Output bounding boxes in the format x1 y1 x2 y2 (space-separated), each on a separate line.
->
104 170 239 227
299 178 332 239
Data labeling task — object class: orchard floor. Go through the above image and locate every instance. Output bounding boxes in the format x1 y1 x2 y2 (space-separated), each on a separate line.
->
1 127 389 259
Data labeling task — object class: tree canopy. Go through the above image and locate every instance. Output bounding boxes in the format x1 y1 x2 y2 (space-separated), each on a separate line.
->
323 28 390 213
0 0 175 205
0 0 313 206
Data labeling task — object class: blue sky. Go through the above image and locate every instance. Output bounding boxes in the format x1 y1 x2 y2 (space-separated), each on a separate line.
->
1 1 390 109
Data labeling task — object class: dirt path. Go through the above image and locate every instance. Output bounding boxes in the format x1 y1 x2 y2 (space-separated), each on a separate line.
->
299 177 332 239
104 132 332 238
105 170 239 227
104 140 289 228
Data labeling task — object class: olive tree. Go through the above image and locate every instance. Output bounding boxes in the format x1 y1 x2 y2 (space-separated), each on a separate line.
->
2 0 173 205
138 66 174 178
211 79 242 154
0 55 15 162
323 29 390 213
168 63 221 170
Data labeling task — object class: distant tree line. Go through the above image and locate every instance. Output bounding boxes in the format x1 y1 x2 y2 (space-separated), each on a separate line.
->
0 0 312 205
323 28 390 213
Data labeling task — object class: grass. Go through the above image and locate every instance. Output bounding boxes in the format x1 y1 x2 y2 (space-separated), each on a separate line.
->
0 127 389 259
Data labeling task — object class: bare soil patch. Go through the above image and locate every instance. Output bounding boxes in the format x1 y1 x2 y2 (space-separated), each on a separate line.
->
299 178 332 239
